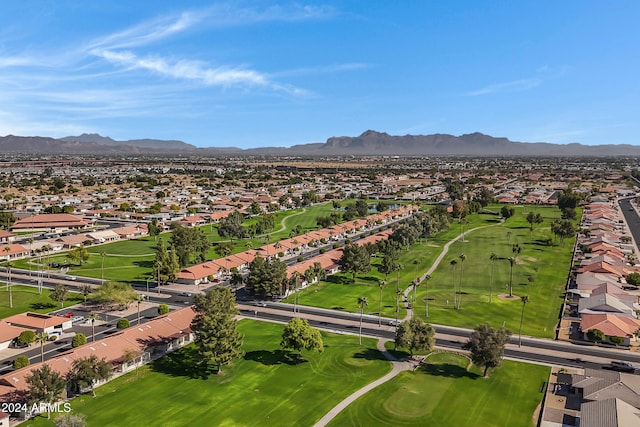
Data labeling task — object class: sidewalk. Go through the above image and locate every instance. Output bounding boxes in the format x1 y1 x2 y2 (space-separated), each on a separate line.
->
313 338 417 427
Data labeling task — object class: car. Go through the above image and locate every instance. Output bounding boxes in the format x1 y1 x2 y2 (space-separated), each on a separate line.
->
71 316 85 323
179 292 192 297
253 301 267 307
64 275 77 281
62 312 74 318
388 319 400 326
609 360 636 372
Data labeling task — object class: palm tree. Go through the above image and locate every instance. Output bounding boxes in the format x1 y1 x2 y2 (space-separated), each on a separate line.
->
100 251 107 280
450 259 457 307
357 296 368 345
36 331 49 363
412 278 420 309
289 271 302 314
458 253 466 309
3 246 10 290
6 261 12 309
507 257 516 297
377 279 386 326
424 274 431 317
80 284 92 304
394 263 403 320
489 253 498 304
87 312 100 342
519 295 530 347
27 237 34 277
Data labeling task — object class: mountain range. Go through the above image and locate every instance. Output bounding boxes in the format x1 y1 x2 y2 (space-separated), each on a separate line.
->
0 131 638 156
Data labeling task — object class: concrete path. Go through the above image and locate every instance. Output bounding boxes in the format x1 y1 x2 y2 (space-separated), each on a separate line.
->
313 338 417 427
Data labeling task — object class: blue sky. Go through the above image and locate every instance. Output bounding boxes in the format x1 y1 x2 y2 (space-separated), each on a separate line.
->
1 1 638 148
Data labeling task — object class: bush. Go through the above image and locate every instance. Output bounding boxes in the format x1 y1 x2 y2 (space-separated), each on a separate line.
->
116 318 130 329
610 336 625 345
13 356 30 369
158 304 169 315
18 330 36 345
72 333 87 348
587 328 605 343
297 256 304 262
48 335 58 341
319 248 326 254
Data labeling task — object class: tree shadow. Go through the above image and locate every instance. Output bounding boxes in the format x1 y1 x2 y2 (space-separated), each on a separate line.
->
420 362 480 379
327 275 350 285
331 306 345 310
152 346 216 379
353 348 387 361
360 276 380 283
133 260 154 268
30 302 57 310
244 349 307 366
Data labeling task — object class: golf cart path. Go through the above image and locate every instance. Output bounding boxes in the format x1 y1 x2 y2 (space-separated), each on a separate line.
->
313 338 417 427
403 220 504 320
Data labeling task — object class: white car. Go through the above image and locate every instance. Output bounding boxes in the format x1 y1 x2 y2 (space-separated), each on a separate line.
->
253 301 267 307
71 316 85 323
64 275 77 281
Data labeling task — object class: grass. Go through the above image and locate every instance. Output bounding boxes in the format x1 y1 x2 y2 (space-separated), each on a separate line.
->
23 319 391 427
0 285 83 319
328 352 549 427
288 205 577 339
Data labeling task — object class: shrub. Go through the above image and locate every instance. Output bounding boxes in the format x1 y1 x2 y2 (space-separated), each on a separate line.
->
158 304 169 315
72 333 87 348
610 336 625 345
117 318 130 329
587 328 605 343
297 256 304 262
319 248 326 254
18 330 36 345
13 356 30 369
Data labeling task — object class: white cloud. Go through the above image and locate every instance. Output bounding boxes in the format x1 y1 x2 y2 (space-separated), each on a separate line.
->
466 78 541 96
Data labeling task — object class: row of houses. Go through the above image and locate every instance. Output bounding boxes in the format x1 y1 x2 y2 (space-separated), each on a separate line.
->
0 307 196 416
570 198 640 347
176 205 418 286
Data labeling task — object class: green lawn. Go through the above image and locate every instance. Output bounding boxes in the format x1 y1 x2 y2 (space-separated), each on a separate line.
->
329 352 549 427
290 205 577 338
24 320 391 427
0 285 82 319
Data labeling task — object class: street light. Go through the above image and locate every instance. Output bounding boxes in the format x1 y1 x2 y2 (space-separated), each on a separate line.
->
137 300 141 325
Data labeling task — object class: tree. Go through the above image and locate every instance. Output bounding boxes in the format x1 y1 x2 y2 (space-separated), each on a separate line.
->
67 355 112 397
87 312 99 342
557 188 581 210
89 281 139 309
158 304 169 315
217 211 247 241
288 271 303 314
489 253 498 303
526 211 544 237
463 323 511 377
587 328 605 343
518 296 530 347
72 333 87 348
214 241 234 258
116 318 130 329
395 317 435 356
424 274 431 317
35 332 48 363
506 257 516 297
340 243 371 282
246 256 288 299
148 218 161 240
190 287 244 374
457 253 466 309
121 348 142 376
19 330 36 346
79 284 92 304
377 279 386 326
280 317 324 355
551 219 577 246
100 251 106 280
626 272 640 287
357 296 368 345
50 283 68 308
170 223 209 266
450 259 457 308
25 364 66 419
13 355 30 369
500 205 515 219
67 245 89 266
